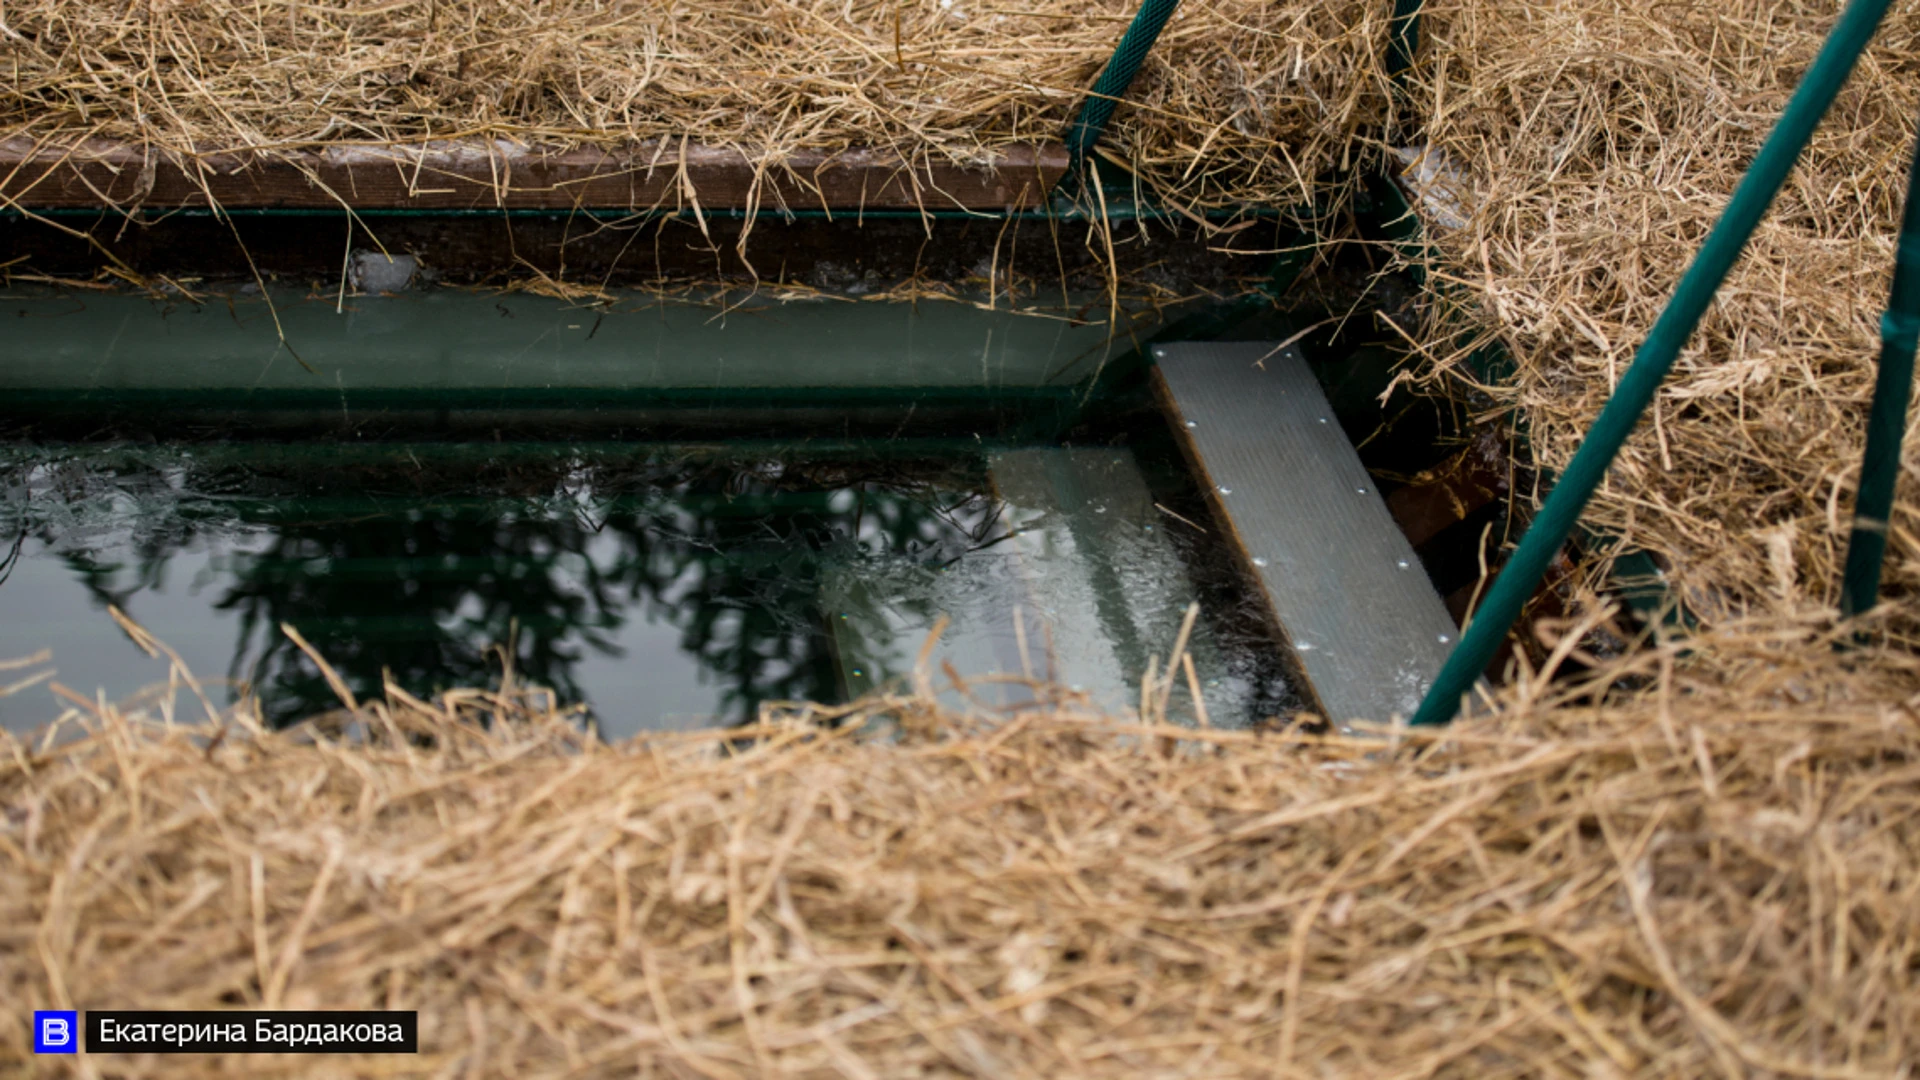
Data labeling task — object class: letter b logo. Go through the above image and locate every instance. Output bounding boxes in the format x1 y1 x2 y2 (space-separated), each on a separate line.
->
34 1010 77 1054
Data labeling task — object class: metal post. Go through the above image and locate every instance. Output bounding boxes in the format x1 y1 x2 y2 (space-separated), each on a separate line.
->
1840 126 1920 617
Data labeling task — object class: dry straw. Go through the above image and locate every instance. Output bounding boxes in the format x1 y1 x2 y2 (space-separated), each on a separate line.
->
0 0 1389 214
4 599 1919 1077
1396 0 1920 639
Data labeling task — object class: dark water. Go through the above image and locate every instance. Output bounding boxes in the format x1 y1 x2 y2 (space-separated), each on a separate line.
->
1 440 1298 736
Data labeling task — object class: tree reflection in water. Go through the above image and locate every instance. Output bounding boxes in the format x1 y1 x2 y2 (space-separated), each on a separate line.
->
2 445 1005 729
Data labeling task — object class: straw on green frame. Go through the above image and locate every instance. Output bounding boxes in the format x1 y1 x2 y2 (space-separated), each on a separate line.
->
1060 0 1184 193
1408 0 1898 727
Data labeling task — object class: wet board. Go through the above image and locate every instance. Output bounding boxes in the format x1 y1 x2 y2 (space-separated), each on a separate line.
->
989 447 1163 714
822 553 1035 714
1150 342 1457 725
824 447 1250 723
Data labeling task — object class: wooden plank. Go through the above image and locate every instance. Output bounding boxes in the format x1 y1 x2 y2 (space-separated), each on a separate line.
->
989 447 1272 723
823 449 1178 717
1151 342 1459 725
0 138 1065 211
989 447 1158 715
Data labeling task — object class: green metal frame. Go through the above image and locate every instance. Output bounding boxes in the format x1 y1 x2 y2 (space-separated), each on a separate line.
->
1840 127 1920 617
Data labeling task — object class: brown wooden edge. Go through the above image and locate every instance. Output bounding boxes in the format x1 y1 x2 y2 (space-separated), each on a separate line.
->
0 138 1068 212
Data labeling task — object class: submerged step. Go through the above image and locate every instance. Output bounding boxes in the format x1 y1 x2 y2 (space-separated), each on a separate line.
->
989 447 1216 714
1151 342 1458 725
823 446 1292 722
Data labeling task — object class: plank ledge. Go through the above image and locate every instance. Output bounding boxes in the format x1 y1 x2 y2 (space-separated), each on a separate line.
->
0 138 1067 212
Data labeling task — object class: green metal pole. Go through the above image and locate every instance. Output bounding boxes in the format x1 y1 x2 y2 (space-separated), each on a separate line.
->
1385 0 1424 144
1408 0 1895 726
1387 0 1423 79
1840 126 1920 617
1061 0 1184 193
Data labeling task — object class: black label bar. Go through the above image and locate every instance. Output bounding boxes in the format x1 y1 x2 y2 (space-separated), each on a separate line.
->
85 1011 418 1054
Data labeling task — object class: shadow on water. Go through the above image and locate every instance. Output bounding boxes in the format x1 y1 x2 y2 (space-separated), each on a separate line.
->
4 445 1003 730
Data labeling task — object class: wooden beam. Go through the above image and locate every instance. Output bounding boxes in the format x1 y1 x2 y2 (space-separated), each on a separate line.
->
0 138 1066 212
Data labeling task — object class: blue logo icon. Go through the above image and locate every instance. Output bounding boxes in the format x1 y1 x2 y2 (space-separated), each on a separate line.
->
34 1010 78 1054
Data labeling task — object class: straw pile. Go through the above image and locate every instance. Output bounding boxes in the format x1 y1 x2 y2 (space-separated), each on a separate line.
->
0 0 1389 213
5 601 1918 1077
1396 0 1920 635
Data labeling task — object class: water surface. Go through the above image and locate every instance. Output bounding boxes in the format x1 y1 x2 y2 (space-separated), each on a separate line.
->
1 441 1296 736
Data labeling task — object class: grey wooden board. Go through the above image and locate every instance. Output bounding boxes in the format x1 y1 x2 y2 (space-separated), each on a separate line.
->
989 447 1257 722
1152 342 1458 724
990 447 1159 715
